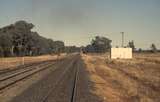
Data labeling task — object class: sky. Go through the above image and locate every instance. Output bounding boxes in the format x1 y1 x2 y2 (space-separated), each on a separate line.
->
0 0 160 49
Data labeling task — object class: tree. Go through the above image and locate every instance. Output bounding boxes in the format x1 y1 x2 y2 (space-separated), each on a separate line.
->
53 41 65 53
151 43 157 53
91 36 112 53
0 20 65 57
85 45 95 53
65 46 80 53
128 40 136 51
0 33 12 57
138 48 142 52
13 20 34 56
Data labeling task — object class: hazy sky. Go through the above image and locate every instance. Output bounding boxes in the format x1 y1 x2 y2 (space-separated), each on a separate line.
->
0 0 160 49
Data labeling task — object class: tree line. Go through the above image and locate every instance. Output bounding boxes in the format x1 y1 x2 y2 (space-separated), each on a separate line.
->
0 21 66 57
0 20 158 57
83 36 159 53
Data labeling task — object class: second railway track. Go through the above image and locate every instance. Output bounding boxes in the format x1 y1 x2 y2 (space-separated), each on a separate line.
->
0 60 56 91
0 60 55 77
8 54 81 102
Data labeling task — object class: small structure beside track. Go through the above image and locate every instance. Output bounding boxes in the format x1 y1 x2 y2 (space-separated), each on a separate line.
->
110 48 132 59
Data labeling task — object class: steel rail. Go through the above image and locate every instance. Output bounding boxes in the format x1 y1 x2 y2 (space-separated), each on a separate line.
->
0 60 54 75
0 61 53 81
71 60 79 102
0 63 55 91
41 59 77 102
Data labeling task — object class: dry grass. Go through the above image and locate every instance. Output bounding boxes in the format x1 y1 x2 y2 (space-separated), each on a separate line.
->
0 54 66 70
82 53 160 102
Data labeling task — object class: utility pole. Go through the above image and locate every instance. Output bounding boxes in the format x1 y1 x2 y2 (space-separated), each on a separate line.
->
121 32 124 47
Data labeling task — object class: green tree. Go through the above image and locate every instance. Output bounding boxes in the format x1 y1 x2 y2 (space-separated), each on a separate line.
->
53 41 65 53
0 34 12 57
128 40 136 51
151 43 157 53
0 20 65 57
91 36 112 53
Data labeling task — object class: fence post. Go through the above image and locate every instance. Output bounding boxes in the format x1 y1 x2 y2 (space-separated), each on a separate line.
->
22 57 24 65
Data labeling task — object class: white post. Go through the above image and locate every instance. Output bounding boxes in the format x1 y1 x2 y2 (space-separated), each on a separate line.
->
22 57 24 65
6 58 8 68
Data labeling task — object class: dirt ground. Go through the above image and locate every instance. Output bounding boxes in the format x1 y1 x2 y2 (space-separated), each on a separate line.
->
0 53 159 102
0 54 66 70
82 53 160 102
0 54 70 102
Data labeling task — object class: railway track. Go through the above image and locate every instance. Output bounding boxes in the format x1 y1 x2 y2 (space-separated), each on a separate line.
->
41 57 80 102
70 60 79 102
0 60 54 78
0 61 55 91
8 54 81 102
0 60 55 76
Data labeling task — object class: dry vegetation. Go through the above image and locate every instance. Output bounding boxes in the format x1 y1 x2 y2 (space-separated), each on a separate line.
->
82 53 160 102
0 54 66 70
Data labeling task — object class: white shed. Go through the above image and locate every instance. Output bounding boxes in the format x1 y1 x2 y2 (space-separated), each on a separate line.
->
111 48 132 59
